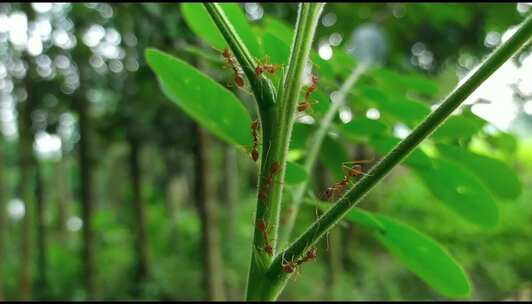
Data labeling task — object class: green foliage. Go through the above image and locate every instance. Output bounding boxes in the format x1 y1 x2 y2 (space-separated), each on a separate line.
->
285 162 309 185
412 157 499 227
436 143 522 200
374 214 471 298
181 3 262 57
1 2 529 302
145 48 253 147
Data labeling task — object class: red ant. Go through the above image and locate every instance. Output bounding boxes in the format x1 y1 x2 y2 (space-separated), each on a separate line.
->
221 47 245 87
259 161 281 201
298 74 319 113
297 247 317 265
281 247 317 275
321 160 372 202
251 119 260 162
297 99 319 113
304 74 319 101
255 56 283 77
257 218 273 256
282 259 298 274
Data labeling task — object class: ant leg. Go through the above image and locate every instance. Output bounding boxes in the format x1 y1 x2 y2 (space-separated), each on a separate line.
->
341 158 375 166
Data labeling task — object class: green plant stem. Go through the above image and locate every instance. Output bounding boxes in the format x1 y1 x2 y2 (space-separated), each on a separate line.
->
203 3 276 114
243 3 325 300
279 62 369 248
262 12 532 300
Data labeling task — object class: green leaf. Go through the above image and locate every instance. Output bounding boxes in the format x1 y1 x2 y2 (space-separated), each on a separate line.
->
358 85 431 126
315 201 385 232
261 16 293 46
319 135 349 180
374 214 471 298
181 3 261 58
371 67 439 97
181 4 225 50
339 117 389 141
370 135 433 169
431 115 483 141
411 156 499 227
485 131 518 156
329 49 358 78
345 208 385 232
261 16 334 79
285 161 309 185
291 123 314 150
262 33 290 67
145 48 252 147
436 143 521 200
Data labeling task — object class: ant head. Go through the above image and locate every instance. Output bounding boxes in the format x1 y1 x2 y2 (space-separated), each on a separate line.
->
223 47 231 57
251 119 260 129
307 247 317 260
271 161 281 174
255 66 263 77
297 102 309 112
282 261 296 273
235 75 245 87
257 219 267 232
264 244 273 256
323 187 334 200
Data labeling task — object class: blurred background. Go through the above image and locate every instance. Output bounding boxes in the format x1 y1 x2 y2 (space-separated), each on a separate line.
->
0 2 531 301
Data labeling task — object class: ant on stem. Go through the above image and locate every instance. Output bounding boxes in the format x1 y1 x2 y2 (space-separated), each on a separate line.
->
255 56 283 77
259 161 281 201
321 160 373 202
215 46 252 95
298 74 319 113
257 218 273 256
250 119 260 162
281 247 318 275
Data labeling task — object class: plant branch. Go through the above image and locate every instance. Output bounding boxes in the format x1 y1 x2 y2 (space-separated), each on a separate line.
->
279 61 369 248
203 3 276 113
243 3 325 300
264 12 532 298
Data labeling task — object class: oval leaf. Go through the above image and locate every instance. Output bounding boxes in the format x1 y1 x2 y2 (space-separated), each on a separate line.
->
345 208 385 232
431 115 483 141
411 156 499 227
181 3 261 58
436 143 521 200
374 214 471 298
319 135 349 180
285 161 309 185
371 68 439 97
145 48 252 147
339 117 389 141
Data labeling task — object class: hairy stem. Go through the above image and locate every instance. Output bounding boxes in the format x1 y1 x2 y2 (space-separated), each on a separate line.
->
279 62 369 248
263 12 532 299
203 3 276 113
244 3 325 300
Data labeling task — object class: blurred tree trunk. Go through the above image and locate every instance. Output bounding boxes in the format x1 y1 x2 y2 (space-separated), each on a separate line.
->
219 144 238 300
34 162 48 299
17 93 35 300
77 93 96 299
55 149 71 237
220 144 238 244
0 139 6 300
128 136 150 293
163 147 187 251
191 123 226 301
